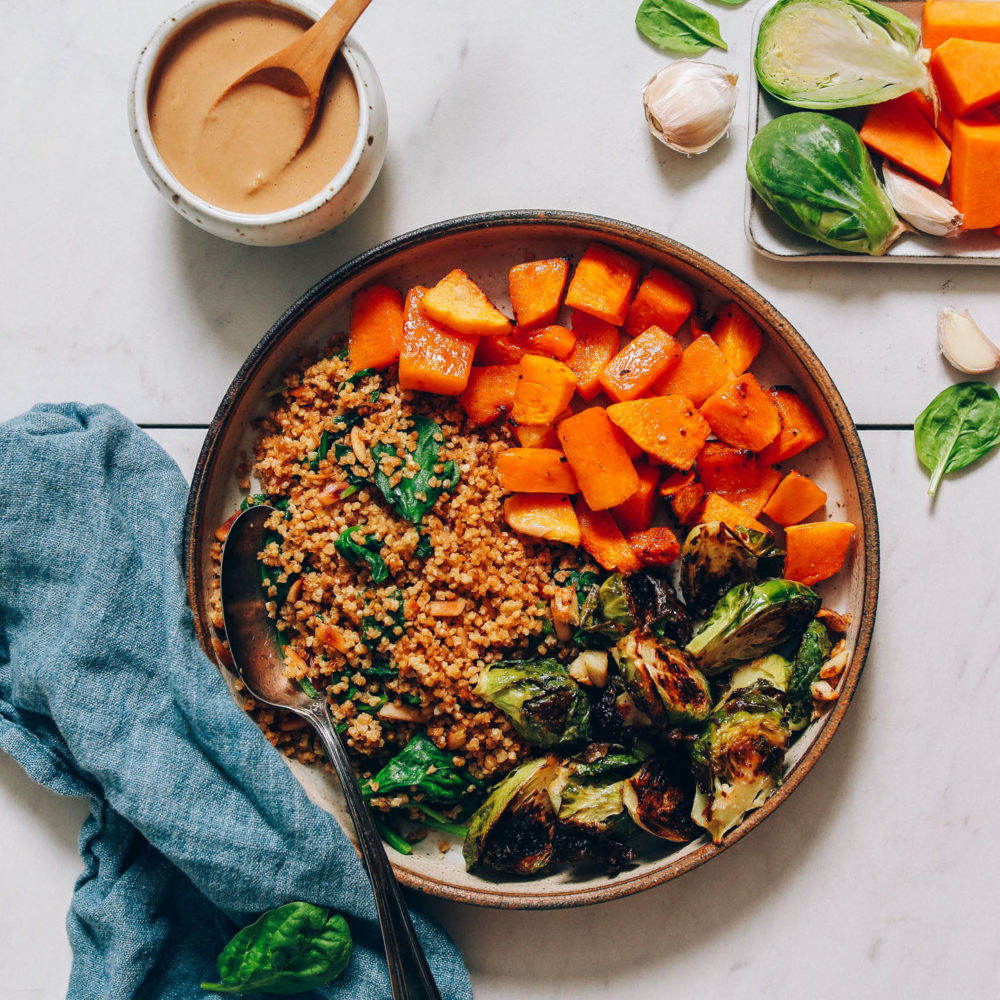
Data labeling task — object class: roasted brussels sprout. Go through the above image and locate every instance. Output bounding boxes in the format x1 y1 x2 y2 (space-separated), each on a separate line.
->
475 658 590 748
786 617 834 731
614 631 712 729
685 578 820 674
577 571 692 647
680 521 785 619
463 756 565 874
690 658 791 843
623 755 699 842
557 776 632 839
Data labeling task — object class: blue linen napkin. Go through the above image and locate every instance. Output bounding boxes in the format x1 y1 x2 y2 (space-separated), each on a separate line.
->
0 403 473 1000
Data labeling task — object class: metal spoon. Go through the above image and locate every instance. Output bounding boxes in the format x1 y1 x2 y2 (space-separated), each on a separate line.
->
220 505 441 1000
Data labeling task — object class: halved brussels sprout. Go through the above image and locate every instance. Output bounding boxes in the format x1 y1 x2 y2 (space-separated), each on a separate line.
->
614 631 713 729
576 572 692 648
680 521 785 619
623 755 699 842
685 578 820 674
716 653 792 711
463 756 565 874
786 617 833 731
475 658 590 747
557 777 632 838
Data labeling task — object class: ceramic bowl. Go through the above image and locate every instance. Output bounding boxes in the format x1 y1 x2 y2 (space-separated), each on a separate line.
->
184 210 879 908
128 0 388 246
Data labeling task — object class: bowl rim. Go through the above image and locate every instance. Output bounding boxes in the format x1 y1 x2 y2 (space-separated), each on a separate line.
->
128 0 375 227
183 208 880 909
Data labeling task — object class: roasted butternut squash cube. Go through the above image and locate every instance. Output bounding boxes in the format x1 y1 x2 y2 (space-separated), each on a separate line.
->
496 448 580 494
565 310 621 401
756 386 827 464
421 268 513 337
763 470 828 526
699 493 767 533
398 287 478 395
348 284 404 372
557 407 640 510
700 374 782 452
709 302 762 375
599 325 682 402
564 242 642 325
783 521 856 586
458 364 519 426
624 267 697 337
606 395 711 470
512 354 577 425
508 257 570 328
653 334 734 407
504 493 581 547
575 498 642 573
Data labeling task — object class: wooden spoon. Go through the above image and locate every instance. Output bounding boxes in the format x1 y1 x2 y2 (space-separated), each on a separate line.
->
215 0 374 152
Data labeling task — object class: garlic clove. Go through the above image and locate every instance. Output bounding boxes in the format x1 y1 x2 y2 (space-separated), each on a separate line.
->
937 307 1000 374
643 60 738 156
881 163 963 237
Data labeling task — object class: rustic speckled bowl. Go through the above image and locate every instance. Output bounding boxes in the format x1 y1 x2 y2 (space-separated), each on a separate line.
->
184 210 879 908
128 0 388 246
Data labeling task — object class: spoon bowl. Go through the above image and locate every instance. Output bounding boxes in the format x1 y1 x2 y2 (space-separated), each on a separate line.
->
220 505 441 1000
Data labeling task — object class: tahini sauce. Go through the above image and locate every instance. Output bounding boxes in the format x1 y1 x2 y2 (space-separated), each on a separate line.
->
148 2 360 215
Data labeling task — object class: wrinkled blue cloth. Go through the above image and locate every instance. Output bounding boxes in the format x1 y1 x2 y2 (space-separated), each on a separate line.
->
0 403 472 1000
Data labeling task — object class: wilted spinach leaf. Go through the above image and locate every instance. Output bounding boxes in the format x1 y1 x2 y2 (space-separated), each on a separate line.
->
334 526 389 584
309 430 331 472
370 415 460 523
635 0 727 54
361 588 406 677
201 901 351 995
361 732 480 804
914 381 1000 496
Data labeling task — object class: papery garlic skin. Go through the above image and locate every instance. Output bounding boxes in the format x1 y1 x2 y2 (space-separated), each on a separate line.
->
881 163 963 237
938 308 1000 374
643 61 738 155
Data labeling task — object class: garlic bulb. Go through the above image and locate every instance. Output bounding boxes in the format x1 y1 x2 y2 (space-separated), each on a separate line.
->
938 307 1000 374
881 163 963 237
643 61 738 155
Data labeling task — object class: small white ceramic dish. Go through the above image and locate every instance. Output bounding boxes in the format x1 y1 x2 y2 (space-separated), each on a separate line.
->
128 0 388 246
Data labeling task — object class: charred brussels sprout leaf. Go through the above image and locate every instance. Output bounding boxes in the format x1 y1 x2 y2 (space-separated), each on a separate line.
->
361 732 480 804
786 618 833 730
476 659 590 747
686 578 820 674
623 755 699 842
576 572 692 648
613 631 713 729
680 521 785 619
201 901 351 995
557 776 632 839
463 756 565 874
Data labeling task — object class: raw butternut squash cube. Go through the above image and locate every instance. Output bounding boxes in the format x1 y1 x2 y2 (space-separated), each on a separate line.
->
504 494 581 547
599 325 682 402
607 395 711 470
710 302 763 375
421 268 513 337
564 242 642 325
950 119 1000 230
859 94 951 186
398 287 478 395
653 334 734 407
700 374 782 452
496 448 579 494
623 267 696 337
783 521 856 586
930 37 1000 116
348 284 404 372
458 365 519 426
512 354 577 425
922 0 1000 49
762 470 828 526
557 407 640 510
565 311 621 401
508 257 570 328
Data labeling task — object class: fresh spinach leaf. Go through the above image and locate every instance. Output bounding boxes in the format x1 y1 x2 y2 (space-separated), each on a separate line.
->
334 526 389 584
914 381 1000 496
370 415 460 523
308 430 331 472
361 732 481 804
635 0 727 54
201 901 351 995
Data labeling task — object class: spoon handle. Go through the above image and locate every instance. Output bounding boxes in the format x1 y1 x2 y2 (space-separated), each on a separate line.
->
306 701 442 1000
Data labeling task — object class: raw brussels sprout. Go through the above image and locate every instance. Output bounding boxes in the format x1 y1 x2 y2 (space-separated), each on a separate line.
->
686 578 820 674
614 631 713 729
690 661 791 843
463 756 565 874
623 755 699 842
754 0 931 110
680 521 785 619
475 658 590 748
747 113 905 256
786 617 833 731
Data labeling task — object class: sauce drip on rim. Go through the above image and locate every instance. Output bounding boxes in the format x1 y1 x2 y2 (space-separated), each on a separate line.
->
148 2 361 215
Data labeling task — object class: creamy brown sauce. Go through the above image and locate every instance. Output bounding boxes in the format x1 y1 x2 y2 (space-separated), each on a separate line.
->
148 2 360 215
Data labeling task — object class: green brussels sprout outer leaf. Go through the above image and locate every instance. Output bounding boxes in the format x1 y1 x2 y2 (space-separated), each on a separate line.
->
680 520 785 619
201 902 352 994
754 0 930 109
747 113 905 255
475 659 591 747
786 618 833 730
599 574 634 629
614 632 713 728
463 756 564 874
685 578 821 674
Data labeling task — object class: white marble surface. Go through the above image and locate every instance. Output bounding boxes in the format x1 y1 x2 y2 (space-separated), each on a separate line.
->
3 0 1000 997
